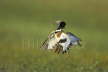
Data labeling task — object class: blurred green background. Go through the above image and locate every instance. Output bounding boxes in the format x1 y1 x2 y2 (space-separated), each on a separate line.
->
0 0 108 72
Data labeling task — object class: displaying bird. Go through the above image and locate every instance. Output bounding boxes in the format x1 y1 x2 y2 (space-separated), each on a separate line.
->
41 20 81 54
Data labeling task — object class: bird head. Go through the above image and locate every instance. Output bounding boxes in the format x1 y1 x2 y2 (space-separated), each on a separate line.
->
56 20 66 30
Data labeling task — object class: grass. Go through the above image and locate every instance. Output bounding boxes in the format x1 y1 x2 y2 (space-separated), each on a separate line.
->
0 0 108 72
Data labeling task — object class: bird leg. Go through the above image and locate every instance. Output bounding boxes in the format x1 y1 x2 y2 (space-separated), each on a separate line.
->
54 43 63 54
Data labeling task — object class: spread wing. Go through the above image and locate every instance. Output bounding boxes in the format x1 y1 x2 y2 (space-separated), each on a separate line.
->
66 32 81 46
41 38 49 49
41 31 57 49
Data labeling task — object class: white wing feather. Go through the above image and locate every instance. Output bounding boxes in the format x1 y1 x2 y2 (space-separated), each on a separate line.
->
66 32 81 46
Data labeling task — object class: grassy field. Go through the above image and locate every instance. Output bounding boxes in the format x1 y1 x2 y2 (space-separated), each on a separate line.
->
0 0 108 72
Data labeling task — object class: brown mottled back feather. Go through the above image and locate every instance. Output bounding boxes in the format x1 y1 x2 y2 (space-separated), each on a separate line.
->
56 32 62 38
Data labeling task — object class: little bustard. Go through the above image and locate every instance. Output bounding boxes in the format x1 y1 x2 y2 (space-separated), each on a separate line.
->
41 20 81 54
